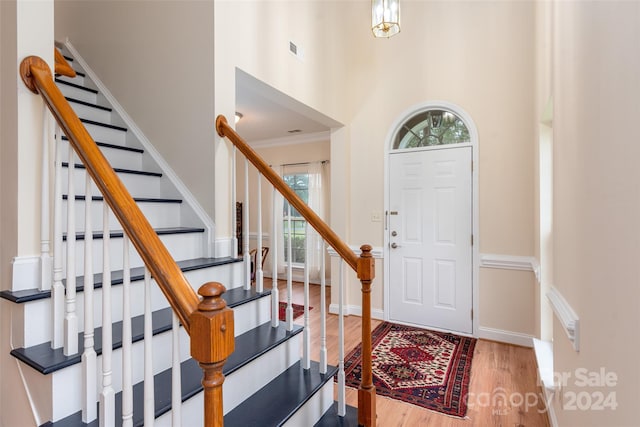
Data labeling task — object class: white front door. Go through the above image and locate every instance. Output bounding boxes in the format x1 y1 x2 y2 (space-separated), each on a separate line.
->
388 146 473 334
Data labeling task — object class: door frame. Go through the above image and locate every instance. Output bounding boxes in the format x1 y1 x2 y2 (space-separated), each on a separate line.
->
383 100 479 336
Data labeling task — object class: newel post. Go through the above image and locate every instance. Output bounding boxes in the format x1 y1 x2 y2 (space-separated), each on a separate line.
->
190 282 235 427
357 245 377 426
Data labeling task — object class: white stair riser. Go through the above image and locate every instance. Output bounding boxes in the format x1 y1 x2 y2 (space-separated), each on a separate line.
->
68 101 111 123
60 167 162 199
57 83 97 104
17 268 257 348
62 231 205 277
283 379 334 427
56 73 85 86
61 142 143 171
83 122 127 146
62 200 181 233
48 327 192 422
155 333 302 426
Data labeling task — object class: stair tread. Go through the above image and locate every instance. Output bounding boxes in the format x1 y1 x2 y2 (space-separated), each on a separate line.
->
62 226 204 241
62 194 182 204
61 135 144 154
0 257 242 303
314 403 359 426
43 323 309 427
225 361 339 427
11 290 273 374
55 69 86 78
66 97 112 112
55 78 98 94
61 162 162 177
79 117 127 132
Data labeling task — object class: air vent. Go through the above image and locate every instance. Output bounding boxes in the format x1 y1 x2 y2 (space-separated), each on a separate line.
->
289 41 304 61
288 129 302 134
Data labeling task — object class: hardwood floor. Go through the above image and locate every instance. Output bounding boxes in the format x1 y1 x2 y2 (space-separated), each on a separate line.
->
275 280 550 427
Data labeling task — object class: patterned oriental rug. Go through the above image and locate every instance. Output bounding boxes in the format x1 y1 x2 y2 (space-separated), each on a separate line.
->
342 322 477 418
278 301 311 322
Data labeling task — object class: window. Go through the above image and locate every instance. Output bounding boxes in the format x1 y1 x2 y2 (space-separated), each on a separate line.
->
393 109 470 150
283 173 309 264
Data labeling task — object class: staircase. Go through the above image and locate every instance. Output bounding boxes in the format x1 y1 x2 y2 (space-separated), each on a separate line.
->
2 45 362 426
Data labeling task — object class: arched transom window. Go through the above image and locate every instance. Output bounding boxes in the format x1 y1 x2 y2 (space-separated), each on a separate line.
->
393 109 470 150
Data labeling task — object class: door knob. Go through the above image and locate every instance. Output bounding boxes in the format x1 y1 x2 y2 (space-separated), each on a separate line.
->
391 242 398 249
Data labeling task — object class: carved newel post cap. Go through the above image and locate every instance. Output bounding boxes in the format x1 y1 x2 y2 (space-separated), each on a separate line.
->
197 282 227 312
357 244 375 281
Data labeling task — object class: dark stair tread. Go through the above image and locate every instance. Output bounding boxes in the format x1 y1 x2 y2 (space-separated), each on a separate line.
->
62 195 182 204
314 403 359 427
66 97 112 112
61 135 144 154
0 257 242 303
62 226 205 241
224 361 339 427
55 70 86 78
61 162 162 177
39 323 304 426
63 55 74 62
79 118 127 132
11 292 275 375
55 78 98 94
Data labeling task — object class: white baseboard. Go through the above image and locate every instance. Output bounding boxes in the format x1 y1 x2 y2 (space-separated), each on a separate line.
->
477 326 534 347
215 238 233 258
11 256 41 292
328 303 384 320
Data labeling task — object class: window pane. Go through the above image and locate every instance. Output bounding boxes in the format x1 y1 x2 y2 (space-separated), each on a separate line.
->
393 109 470 149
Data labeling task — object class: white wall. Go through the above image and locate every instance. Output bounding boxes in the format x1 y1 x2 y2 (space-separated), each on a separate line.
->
551 1 640 425
55 0 216 221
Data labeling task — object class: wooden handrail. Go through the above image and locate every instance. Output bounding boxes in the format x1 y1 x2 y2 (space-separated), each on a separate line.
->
21 56 199 331
216 114 377 426
54 48 76 78
215 115 359 272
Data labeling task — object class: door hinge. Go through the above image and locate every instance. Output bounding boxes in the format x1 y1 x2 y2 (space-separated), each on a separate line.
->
471 308 474 320
471 160 474 172
471 234 474 246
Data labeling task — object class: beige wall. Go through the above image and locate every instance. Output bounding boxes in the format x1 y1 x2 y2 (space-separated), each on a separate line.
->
216 1 537 337
55 1 216 220
1 1 54 423
550 1 640 425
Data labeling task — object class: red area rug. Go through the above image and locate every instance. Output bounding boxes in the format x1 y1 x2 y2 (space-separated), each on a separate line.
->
278 301 311 322
342 322 476 418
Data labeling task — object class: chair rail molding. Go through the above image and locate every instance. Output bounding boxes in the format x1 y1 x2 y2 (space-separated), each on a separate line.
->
327 245 384 259
547 286 580 352
479 253 541 283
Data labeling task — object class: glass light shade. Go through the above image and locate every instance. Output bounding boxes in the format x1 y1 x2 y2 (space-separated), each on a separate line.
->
372 0 400 38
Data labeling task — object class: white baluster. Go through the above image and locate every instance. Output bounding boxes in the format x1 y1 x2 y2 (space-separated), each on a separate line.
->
337 259 346 417
122 235 133 427
82 178 97 422
302 222 311 370
144 268 155 427
271 187 279 327
40 106 52 291
243 159 250 289
64 150 78 356
286 204 293 331
100 204 115 427
256 172 263 293
232 146 238 258
319 240 327 374
51 126 64 349
172 312 182 426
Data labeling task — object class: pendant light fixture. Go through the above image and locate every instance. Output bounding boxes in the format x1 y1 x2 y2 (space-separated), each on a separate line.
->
372 0 400 38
